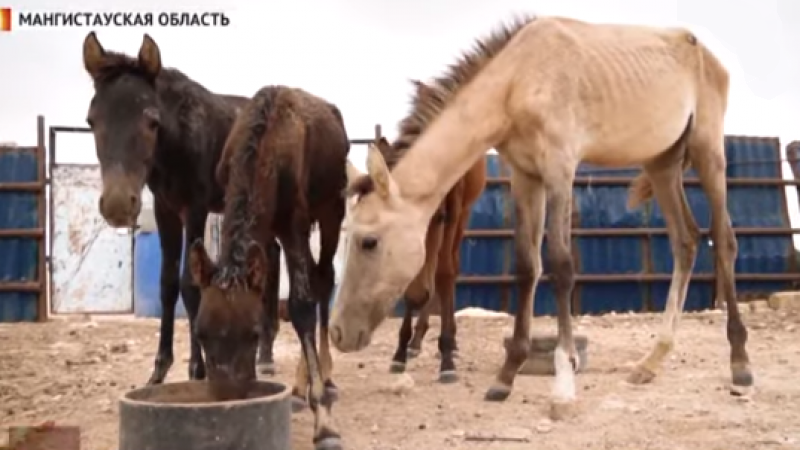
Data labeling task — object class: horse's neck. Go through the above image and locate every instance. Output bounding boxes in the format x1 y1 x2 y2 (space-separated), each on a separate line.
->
391 79 507 218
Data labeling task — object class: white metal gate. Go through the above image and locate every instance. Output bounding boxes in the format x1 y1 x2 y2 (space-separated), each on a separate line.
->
50 165 133 313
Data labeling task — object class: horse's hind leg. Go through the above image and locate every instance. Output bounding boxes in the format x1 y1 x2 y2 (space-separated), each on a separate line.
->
628 154 700 384
283 225 341 450
316 202 346 401
391 306 417 372
407 302 431 358
394 216 443 368
257 240 281 376
435 189 466 383
486 171 546 402
692 134 753 394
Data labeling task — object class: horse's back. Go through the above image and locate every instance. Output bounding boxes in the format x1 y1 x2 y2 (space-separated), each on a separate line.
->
499 16 723 166
276 87 349 210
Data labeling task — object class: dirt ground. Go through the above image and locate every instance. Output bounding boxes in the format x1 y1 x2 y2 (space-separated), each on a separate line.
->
2 306 800 450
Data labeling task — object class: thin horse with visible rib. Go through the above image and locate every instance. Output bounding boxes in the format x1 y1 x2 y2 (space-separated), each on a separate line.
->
80 32 286 386
367 79 486 383
331 14 753 417
188 85 348 450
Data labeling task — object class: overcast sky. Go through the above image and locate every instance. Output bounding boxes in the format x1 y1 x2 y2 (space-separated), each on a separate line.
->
1 0 798 167
2 0 800 232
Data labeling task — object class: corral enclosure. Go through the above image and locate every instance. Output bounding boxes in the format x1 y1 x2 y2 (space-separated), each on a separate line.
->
1 118 800 321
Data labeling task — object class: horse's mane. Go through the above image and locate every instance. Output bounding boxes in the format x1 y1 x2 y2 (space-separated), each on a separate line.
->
384 14 536 167
214 89 278 289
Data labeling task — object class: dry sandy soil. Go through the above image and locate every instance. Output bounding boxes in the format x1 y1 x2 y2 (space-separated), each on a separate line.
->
2 306 800 450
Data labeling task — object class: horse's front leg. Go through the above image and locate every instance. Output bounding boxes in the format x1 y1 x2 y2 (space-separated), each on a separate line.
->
180 206 209 380
146 199 182 385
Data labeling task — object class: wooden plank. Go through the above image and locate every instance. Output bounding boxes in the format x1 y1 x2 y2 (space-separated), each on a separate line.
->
0 281 42 293
0 181 44 192
0 228 44 238
37 115 47 322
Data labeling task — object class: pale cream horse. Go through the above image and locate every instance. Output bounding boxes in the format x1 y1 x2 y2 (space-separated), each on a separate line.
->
331 14 753 414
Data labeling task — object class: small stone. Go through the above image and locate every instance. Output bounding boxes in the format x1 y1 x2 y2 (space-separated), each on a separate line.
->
386 373 414 395
535 419 553 434
110 343 129 354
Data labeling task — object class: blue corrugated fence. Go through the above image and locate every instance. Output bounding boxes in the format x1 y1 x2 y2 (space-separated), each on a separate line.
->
0 145 44 322
451 135 797 316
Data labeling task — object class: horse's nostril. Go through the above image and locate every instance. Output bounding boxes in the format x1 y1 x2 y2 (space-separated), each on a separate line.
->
330 325 342 344
130 195 139 209
98 195 105 213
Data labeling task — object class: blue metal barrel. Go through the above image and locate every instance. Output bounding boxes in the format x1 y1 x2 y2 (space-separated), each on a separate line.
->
133 231 188 318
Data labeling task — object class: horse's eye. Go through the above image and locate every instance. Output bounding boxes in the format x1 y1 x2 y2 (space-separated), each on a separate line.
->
143 108 160 131
361 236 378 251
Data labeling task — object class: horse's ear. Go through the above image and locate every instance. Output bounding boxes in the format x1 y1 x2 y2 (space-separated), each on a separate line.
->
215 158 230 187
410 79 424 93
374 137 392 150
245 242 267 292
137 33 162 79
83 31 106 80
366 142 398 200
188 239 214 288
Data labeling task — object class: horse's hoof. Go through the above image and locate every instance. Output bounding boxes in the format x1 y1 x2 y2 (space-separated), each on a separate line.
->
257 362 276 376
324 381 339 402
407 348 420 359
291 395 307 413
626 366 656 385
438 371 458 384
729 384 754 397
389 361 406 374
731 365 754 389
314 436 343 450
484 385 511 402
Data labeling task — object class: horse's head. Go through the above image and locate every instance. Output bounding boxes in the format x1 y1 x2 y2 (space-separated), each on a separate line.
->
188 239 266 400
82 31 163 227
371 136 442 308
329 142 428 353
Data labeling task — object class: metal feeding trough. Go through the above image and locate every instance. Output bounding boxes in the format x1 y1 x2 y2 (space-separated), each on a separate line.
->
119 380 292 450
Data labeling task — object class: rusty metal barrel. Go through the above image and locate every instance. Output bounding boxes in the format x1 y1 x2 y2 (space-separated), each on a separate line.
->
119 380 291 450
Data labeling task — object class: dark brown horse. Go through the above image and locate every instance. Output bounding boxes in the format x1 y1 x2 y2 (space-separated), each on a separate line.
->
188 85 348 450
370 81 486 383
81 32 282 385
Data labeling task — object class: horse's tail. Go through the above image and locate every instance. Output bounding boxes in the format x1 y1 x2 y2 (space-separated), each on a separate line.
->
626 114 694 210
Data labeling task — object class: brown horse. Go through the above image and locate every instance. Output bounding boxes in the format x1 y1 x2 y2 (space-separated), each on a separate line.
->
188 85 348 450
80 32 284 386
331 14 752 418
372 81 486 383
